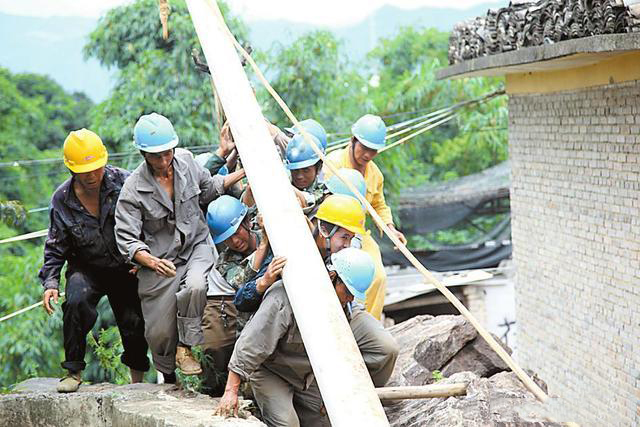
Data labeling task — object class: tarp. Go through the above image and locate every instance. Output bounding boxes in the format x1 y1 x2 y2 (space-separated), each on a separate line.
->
382 162 512 271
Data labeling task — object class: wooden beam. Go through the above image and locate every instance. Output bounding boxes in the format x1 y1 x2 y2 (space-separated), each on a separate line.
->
376 383 468 400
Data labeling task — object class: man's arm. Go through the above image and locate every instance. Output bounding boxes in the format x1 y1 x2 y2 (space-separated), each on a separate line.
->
227 284 291 380
38 209 69 291
114 185 150 263
39 208 69 315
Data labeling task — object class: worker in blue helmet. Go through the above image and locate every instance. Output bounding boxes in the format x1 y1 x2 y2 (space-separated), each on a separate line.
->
214 247 384 425
197 195 280 396
285 133 331 216
285 118 328 152
114 112 246 384
324 114 407 320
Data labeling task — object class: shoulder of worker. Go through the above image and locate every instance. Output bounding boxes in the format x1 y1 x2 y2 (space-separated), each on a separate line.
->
172 147 200 170
367 160 384 181
325 147 345 164
49 177 73 210
103 165 130 188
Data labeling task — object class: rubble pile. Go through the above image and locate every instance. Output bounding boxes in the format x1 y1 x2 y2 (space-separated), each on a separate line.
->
384 315 559 426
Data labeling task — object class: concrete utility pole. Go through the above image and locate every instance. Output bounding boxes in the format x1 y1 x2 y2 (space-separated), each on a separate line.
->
185 0 389 425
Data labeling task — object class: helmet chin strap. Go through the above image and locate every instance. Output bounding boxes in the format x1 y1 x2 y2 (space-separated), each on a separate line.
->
314 221 339 260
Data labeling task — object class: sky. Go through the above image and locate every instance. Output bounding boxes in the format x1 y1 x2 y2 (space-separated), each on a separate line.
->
0 0 502 26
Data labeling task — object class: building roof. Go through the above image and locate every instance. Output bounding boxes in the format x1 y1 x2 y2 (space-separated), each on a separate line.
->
438 0 640 80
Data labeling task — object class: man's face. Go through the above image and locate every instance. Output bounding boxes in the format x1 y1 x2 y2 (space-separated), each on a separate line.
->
224 224 251 254
291 165 318 191
334 281 354 306
144 149 174 174
351 139 378 168
74 166 105 191
328 226 355 255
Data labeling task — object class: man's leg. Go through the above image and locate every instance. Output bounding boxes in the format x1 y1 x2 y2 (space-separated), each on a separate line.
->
59 270 104 392
136 266 185 377
293 381 331 427
201 295 238 396
176 243 212 347
104 270 150 381
250 368 298 427
350 307 400 387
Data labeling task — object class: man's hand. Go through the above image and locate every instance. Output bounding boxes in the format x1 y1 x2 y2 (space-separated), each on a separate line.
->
388 224 408 247
43 289 59 315
214 371 242 418
134 251 176 277
214 389 239 418
216 122 236 159
257 256 287 294
151 258 177 277
292 187 308 209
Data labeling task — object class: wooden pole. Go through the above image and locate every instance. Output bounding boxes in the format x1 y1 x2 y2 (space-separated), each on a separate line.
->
214 13 549 403
185 1 389 425
376 383 468 400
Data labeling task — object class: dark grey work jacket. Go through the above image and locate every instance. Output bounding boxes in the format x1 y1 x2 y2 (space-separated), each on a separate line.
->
115 148 225 265
228 280 315 391
38 165 131 290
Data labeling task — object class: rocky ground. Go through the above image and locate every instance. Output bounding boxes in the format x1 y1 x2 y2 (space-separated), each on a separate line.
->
0 314 566 426
384 315 564 426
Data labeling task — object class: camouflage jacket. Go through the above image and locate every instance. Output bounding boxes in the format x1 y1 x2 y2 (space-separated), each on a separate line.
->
215 228 262 291
301 179 330 217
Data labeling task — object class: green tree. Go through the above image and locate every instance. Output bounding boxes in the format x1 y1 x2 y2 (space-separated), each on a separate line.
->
84 0 248 152
258 31 370 134
366 27 507 194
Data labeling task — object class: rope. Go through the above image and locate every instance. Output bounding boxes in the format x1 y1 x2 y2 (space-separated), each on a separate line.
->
0 292 65 323
0 144 214 169
0 229 48 244
207 2 547 403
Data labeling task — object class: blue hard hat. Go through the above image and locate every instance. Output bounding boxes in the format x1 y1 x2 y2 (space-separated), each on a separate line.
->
133 112 179 153
285 119 328 151
206 195 248 244
285 134 322 170
330 248 375 301
351 114 386 151
326 168 367 203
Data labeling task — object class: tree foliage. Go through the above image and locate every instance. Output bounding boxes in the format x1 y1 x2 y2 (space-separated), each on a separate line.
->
84 0 248 152
259 31 370 133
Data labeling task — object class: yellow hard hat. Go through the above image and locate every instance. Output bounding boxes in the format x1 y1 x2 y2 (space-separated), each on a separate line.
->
315 194 367 235
63 129 108 173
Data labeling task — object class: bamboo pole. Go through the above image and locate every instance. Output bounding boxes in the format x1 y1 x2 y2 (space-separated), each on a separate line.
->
211 8 549 404
184 1 389 425
376 383 467 400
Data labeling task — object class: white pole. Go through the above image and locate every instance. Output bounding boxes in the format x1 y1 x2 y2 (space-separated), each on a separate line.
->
185 1 389 425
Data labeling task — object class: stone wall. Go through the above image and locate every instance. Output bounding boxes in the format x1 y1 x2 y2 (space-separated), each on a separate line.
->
508 80 640 426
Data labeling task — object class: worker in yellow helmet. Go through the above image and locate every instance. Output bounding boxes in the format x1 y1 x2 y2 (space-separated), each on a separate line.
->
39 129 149 393
217 195 398 421
324 114 407 320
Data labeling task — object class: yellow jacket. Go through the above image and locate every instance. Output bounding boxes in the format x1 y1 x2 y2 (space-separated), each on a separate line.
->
324 147 393 225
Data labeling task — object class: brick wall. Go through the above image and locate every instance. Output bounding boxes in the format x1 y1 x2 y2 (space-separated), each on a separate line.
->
508 80 640 426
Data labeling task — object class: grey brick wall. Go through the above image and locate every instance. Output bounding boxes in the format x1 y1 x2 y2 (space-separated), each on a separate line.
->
508 81 640 426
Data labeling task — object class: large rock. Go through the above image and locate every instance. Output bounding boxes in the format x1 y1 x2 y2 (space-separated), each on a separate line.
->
440 333 511 379
387 315 478 386
384 371 561 427
0 378 264 427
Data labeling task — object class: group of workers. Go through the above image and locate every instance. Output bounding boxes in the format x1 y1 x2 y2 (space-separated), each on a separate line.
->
39 111 406 426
